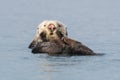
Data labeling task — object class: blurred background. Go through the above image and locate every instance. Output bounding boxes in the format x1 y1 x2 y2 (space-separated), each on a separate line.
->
0 0 120 80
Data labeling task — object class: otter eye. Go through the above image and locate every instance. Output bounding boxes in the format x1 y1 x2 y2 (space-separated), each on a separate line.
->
44 25 46 27
58 24 61 27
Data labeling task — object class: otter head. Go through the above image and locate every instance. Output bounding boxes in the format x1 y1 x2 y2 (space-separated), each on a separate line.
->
29 20 68 49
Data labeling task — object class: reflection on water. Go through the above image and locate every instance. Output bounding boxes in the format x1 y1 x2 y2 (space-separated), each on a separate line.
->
37 55 102 72
0 0 120 80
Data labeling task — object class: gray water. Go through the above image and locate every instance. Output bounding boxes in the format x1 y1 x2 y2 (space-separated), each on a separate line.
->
0 0 120 80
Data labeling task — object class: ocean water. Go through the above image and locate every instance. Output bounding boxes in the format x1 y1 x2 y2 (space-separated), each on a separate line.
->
0 0 120 80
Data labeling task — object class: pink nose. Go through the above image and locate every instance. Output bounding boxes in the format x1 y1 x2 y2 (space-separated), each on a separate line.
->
48 24 55 30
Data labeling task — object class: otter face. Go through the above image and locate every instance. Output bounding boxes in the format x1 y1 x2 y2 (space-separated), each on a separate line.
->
29 20 68 48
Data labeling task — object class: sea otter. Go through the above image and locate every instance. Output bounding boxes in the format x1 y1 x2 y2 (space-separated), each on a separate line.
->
29 20 68 48
29 20 98 56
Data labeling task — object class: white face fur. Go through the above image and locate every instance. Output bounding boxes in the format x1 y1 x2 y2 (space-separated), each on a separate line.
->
36 20 68 40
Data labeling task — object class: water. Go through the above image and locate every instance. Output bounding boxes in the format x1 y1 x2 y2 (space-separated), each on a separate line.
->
0 0 120 80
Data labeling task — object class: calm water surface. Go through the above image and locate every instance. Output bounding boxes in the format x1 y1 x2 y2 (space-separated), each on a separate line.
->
0 0 120 80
